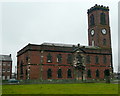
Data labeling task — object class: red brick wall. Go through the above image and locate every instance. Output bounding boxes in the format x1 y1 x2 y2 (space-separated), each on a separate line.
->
2 61 12 80
17 47 112 80
17 49 75 80
85 52 112 79
88 9 111 48
42 65 74 80
86 67 111 79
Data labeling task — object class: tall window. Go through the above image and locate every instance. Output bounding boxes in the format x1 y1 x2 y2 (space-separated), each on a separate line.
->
90 14 95 26
96 69 99 78
47 69 52 79
57 54 62 63
2 68 5 72
104 69 110 77
57 69 62 78
3 63 6 66
8 63 11 66
86 55 90 64
47 53 52 63
87 69 91 78
95 56 99 64
103 39 107 46
100 13 106 25
67 54 72 64
7 68 10 72
7 76 10 80
26 69 28 75
67 69 72 78
2 76 5 80
26 56 29 63
20 61 23 75
103 55 107 64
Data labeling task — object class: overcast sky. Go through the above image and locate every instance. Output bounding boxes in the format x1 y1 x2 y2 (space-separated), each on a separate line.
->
0 0 119 73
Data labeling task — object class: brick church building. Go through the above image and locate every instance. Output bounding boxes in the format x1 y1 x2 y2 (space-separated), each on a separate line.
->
17 4 113 80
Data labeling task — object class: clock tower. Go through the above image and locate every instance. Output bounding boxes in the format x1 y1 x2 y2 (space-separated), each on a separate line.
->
87 4 111 49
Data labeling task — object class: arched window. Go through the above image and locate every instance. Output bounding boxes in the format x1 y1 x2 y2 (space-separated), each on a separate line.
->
26 56 29 62
47 53 52 63
100 13 106 25
95 56 99 64
26 69 28 76
47 69 52 79
57 69 62 78
67 54 73 64
87 69 91 78
104 69 110 77
90 14 95 26
103 39 107 46
57 54 62 63
96 69 99 78
86 55 90 64
103 55 107 64
67 69 72 78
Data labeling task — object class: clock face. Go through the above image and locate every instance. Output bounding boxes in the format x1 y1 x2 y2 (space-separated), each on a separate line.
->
90 29 95 36
101 28 107 34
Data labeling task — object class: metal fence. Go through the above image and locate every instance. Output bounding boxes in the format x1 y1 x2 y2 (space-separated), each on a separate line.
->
2 78 119 85
17 79 106 85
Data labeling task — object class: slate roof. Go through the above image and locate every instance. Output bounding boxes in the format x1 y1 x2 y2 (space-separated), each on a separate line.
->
41 42 76 47
17 42 102 56
0 55 12 61
41 42 99 49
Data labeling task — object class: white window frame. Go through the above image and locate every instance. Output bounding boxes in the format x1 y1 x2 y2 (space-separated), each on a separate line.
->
2 69 5 72
7 76 10 80
8 63 11 66
92 40 95 46
3 63 6 66
2 76 5 80
7 70 10 72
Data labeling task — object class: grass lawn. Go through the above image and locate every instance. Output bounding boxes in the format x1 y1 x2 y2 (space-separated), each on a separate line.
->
2 83 118 94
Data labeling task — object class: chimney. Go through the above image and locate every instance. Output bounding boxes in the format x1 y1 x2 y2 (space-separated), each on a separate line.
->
9 54 11 57
78 43 80 47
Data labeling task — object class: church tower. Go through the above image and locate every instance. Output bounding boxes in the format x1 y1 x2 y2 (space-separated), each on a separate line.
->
87 4 111 49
